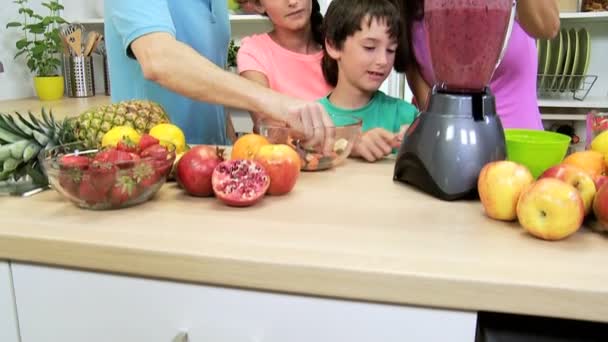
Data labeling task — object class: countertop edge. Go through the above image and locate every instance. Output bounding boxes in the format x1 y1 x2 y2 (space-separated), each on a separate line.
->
1 234 607 323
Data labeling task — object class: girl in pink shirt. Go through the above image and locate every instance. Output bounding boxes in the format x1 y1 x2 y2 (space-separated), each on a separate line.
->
237 0 333 131
397 0 560 130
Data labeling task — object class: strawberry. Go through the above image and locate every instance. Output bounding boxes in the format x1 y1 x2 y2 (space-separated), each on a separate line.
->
132 161 160 190
79 173 108 205
59 168 83 197
140 144 169 161
116 137 140 154
94 148 140 169
59 155 90 170
88 162 118 195
138 134 160 151
110 175 139 206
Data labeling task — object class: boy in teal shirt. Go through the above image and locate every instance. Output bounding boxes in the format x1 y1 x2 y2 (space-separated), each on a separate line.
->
320 0 419 162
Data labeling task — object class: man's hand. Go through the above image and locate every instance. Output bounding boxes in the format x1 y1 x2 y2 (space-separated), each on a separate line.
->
351 128 401 162
284 101 336 156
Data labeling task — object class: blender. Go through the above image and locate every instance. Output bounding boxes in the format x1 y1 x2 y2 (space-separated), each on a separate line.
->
393 0 516 201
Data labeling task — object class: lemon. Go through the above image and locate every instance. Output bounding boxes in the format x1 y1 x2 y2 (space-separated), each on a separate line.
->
591 130 608 155
149 123 187 154
101 126 141 147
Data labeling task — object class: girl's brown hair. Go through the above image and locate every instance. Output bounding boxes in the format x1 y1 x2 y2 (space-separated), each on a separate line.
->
321 0 409 87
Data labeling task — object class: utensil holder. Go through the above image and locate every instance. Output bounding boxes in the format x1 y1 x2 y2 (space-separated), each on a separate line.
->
103 54 111 96
63 55 95 98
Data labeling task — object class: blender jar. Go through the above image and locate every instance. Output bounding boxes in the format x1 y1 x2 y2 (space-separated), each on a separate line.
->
424 0 516 92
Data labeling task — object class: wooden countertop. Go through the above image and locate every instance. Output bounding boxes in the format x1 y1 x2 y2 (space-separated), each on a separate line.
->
1 158 608 323
1 96 608 323
0 96 111 120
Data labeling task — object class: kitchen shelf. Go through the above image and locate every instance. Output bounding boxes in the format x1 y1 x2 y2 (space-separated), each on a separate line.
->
540 114 587 121
538 96 608 109
559 11 608 21
66 18 104 24
229 14 268 22
66 15 268 25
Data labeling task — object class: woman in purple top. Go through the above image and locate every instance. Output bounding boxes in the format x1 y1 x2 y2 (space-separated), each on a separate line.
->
398 0 560 130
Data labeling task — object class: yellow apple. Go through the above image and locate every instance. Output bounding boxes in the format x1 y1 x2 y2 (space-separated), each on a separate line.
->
516 178 584 241
477 161 534 221
539 163 596 215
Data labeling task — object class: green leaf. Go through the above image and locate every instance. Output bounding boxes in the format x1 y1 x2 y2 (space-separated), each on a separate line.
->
5 22 22 28
16 38 30 49
18 8 34 16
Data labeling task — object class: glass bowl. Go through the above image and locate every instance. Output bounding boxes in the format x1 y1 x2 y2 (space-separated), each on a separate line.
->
257 115 362 171
40 141 176 210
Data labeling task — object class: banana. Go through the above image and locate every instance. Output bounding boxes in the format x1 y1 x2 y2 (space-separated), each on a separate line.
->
9 140 30 159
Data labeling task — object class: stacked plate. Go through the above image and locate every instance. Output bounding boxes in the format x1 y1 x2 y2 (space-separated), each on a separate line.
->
537 27 592 93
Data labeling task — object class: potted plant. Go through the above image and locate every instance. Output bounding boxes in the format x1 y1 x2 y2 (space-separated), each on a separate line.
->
6 0 67 101
226 39 240 73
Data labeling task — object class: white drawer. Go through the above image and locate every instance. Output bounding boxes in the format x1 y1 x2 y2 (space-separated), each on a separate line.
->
0 262 20 342
12 263 477 342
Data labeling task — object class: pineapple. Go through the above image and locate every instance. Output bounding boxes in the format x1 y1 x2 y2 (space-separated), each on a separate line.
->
69 100 170 149
0 108 72 185
0 99 171 186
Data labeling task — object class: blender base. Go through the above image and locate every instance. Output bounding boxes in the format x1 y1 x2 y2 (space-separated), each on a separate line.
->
393 89 506 201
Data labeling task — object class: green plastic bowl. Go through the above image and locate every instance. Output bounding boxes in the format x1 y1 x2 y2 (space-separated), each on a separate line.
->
504 129 571 178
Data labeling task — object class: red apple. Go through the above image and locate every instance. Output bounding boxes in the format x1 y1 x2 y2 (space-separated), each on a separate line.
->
477 161 534 221
594 175 608 192
254 144 301 195
593 182 608 230
517 178 584 241
539 163 596 215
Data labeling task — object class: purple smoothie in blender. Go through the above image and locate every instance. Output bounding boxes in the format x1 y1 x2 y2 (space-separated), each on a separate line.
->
393 0 514 201
425 0 513 92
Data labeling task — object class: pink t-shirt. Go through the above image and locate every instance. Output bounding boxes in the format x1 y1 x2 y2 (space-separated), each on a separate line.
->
411 20 543 130
237 33 333 101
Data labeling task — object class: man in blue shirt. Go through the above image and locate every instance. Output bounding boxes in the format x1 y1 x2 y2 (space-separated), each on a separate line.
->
105 0 335 149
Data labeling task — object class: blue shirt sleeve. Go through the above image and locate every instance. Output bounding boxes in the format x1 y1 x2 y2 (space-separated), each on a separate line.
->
106 0 176 58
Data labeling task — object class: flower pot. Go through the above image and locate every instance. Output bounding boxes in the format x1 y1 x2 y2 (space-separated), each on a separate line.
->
34 76 64 101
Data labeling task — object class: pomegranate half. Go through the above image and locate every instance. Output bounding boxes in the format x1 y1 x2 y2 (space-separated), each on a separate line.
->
212 159 270 207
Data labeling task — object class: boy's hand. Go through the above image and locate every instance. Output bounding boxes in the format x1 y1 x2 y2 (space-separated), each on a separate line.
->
351 128 401 162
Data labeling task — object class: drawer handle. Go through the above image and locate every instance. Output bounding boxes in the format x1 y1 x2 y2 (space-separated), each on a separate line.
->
173 332 189 342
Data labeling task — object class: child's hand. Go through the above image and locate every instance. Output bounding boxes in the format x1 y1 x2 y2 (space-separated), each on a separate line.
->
351 128 401 162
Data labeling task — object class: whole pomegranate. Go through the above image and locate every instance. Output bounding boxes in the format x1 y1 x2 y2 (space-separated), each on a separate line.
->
176 145 224 197
212 159 270 207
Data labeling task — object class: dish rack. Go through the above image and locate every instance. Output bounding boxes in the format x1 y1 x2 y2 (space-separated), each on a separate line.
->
536 73 598 101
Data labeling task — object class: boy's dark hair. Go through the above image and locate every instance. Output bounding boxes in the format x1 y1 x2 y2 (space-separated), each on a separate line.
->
321 0 408 87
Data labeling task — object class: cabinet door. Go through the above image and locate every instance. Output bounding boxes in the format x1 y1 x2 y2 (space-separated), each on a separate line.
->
0 262 20 342
12 263 476 342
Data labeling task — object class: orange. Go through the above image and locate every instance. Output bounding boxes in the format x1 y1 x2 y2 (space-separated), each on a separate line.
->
231 133 270 160
562 150 605 178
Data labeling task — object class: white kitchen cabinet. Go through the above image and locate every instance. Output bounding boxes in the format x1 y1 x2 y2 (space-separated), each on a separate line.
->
12 262 477 342
0 262 20 342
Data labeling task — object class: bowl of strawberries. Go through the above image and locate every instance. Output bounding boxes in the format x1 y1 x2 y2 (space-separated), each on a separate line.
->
40 134 176 210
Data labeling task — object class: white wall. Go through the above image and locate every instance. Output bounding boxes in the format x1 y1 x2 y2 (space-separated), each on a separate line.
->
0 0 49 100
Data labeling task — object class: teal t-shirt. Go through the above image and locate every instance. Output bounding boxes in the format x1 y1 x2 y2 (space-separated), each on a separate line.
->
105 0 230 145
318 90 419 135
